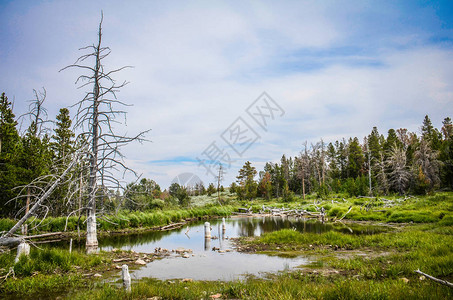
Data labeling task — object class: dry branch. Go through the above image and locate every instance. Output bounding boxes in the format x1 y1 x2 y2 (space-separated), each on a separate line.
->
338 206 353 222
415 269 453 288
1 152 80 239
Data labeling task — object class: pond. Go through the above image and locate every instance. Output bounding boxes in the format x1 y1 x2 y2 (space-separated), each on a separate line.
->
92 216 389 281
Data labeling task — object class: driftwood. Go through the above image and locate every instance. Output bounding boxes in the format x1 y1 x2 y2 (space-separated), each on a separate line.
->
0 232 66 248
338 206 353 222
415 269 453 288
113 258 134 263
24 232 64 239
0 152 80 243
238 207 253 213
0 237 22 248
233 212 254 216
32 239 66 245
160 222 185 231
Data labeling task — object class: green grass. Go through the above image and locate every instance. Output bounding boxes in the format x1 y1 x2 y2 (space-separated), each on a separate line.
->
1 193 453 299
69 272 453 300
0 205 237 234
0 248 107 296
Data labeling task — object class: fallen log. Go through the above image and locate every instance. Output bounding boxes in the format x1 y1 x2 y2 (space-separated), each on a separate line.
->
113 258 134 263
415 269 453 288
32 239 66 245
0 237 22 248
0 231 68 248
338 206 353 222
160 222 185 231
24 232 64 239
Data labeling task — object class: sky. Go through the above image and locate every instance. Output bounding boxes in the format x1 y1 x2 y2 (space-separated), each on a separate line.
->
1 0 453 189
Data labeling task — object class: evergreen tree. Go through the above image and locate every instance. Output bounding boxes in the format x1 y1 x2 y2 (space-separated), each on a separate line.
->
229 182 237 194
0 93 21 217
421 115 434 141
258 171 272 199
368 127 381 164
384 129 401 153
347 137 364 178
52 108 75 161
236 161 257 200
421 115 442 150
0 93 19 156
48 108 76 215
440 117 453 188
206 183 216 196
336 140 348 179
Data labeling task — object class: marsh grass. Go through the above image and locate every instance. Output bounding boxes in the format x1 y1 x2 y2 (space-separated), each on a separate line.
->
0 248 107 296
1 193 453 299
70 272 452 300
70 218 453 299
0 206 236 233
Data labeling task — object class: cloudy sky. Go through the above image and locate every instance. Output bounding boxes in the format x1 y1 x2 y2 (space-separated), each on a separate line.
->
1 0 453 188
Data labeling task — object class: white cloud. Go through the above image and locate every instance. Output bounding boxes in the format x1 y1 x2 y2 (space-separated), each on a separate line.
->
1 0 452 188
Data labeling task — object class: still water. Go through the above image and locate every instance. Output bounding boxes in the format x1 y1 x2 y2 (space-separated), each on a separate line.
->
95 216 387 281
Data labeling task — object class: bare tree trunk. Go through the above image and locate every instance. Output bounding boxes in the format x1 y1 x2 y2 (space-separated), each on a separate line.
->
86 21 102 251
321 139 325 185
77 172 82 238
368 150 372 196
302 176 305 200
23 188 30 235
59 13 148 252
217 165 222 205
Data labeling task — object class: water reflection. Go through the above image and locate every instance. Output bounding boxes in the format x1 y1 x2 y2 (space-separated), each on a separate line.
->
64 217 389 253
204 237 211 251
58 217 390 281
97 216 389 251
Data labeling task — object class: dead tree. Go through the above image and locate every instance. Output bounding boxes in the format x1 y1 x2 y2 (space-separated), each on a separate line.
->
60 13 148 252
216 164 224 206
297 142 310 200
364 137 373 196
17 88 50 235
386 144 411 195
1 147 84 241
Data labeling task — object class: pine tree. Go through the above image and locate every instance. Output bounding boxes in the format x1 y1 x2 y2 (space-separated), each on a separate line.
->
0 93 21 217
0 93 19 158
258 171 272 200
347 137 364 178
206 183 216 196
336 140 348 179
368 127 381 163
440 117 453 188
52 108 75 161
421 115 442 150
421 115 434 140
236 161 257 200
384 129 401 153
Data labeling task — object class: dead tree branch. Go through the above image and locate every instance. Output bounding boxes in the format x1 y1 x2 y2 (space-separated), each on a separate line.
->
415 269 453 288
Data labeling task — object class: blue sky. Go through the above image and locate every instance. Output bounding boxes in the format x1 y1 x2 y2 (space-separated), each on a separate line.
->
1 0 453 188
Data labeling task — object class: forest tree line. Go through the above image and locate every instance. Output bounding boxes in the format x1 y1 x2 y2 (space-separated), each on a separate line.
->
232 115 453 200
1 89 452 218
